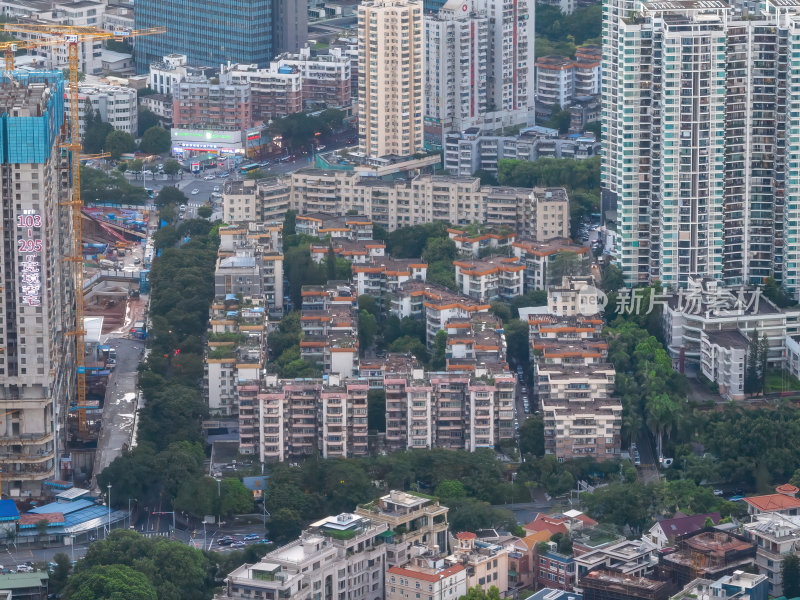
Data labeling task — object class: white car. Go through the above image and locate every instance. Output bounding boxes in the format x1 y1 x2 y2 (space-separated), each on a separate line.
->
16 565 34 573
213 186 221 192
204 175 214 180
191 189 199 195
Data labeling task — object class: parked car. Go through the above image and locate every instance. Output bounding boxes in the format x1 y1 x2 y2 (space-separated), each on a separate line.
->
258 538 273 545
133 257 141 264
217 539 234 546
17 565 34 573
230 541 246 548
243 533 261 541
713 488 724 496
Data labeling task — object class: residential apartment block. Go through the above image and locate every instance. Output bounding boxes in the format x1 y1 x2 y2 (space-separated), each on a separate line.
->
65 84 137 137
289 168 569 237
214 224 284 313
172 75 252 131
671 572 768 600
222 179 291 224
387 558 466 600
742 513 800 596
0 72 75 496
216 513 386 600
444 127 601 177
220 46 351 120
384 371 516 451
700 330 748 401
357 0 424 158
513 238 590 292
296 212 374 240
445 314 508 373
352 257 428 297
448 227 516 257
453 255 525 302
529 280 621 459
448 533 509 595
602 0 800 294
300 283 359 378
238 377 369 461
310 239 386 264
536 46 601 108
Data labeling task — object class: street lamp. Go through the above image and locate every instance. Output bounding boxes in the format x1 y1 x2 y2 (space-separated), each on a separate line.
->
107 484 112 536
214 478 221 527
128 498 137 529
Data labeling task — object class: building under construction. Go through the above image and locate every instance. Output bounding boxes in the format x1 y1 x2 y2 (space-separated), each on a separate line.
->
0 71 76 498
658 530 756 588
581 570 673 600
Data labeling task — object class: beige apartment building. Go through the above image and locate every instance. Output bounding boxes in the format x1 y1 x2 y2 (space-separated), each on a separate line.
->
222 179 291 224
358 0 424 158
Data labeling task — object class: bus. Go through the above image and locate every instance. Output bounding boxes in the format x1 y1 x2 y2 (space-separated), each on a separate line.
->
239 163 260 174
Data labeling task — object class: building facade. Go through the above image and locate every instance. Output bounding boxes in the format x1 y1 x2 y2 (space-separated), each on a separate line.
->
357 0 424 158
66 84 138 137
135 0 273 72
0 72 75 497
172 76 253 131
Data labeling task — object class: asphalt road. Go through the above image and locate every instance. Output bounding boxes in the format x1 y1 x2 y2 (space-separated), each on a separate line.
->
91 336 145 487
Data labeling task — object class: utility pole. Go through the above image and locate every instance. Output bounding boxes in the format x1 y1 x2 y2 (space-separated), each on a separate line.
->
128 498 137 529
107 484 112 536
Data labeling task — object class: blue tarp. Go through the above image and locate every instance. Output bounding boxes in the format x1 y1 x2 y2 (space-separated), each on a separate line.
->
225 294 237 301
0 499 19 521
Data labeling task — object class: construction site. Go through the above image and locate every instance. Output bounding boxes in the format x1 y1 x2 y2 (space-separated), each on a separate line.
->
657 530 757 588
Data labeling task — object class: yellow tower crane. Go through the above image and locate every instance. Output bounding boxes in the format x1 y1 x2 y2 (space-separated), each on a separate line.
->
0 25 164 436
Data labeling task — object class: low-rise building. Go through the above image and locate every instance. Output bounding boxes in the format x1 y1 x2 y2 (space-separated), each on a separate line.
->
582 571 670 600
671 572 768 600
663 277 790 369
444 127 601 177
310 238 386 264
546 276 603 317
448 532 509 595
139 93 173 128
448 227 517 257
216 513 386 600
658 531 757 588
355 490 449 567
387 558 466 600
149 53 194 96
173 75 252 130
65 83 137 136
646 513 721 550
453 256 525 302
222 179 291 224
744 484 800 517
352 257 428 298
537 55 576 107
742 513 800 596
512 241 591 293
700 331 748 401
296 212 373 240
388 280 489 346
576 539 659 588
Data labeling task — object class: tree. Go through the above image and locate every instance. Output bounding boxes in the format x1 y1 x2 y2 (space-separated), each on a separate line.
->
284 209 297 236
61 68 86 83
162 159 181 176
105 129 136 159
358 294 378 316
434 480 467 500
358 310 378 356
473 169 499 186
519 414 544 457
784 554 800 598
155 186 187 208
430 330 447 370
75 530 209 600
326 244 336 280
63 565 157 600
35 518 49 538
219 478 254 516
459 585 502 600
504 320 529 371
546 104 572 134
137 108 160 137
602 264 625 293
422 237 457 264
245 169 267 180
140 126 171 154
50 552 72 594
549 252 586 284
745 338 760 395
368 389 385 432
490 302 513 324
83 109 113 154
645 393 680 459
117 161 128 172
129 158 144 172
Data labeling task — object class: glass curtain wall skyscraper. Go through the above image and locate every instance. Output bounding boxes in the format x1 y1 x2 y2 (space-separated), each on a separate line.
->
134 0 272 72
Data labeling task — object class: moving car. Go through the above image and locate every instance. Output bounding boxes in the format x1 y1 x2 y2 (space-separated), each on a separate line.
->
230 541 246 548
191 189 199 195
243 533 261 541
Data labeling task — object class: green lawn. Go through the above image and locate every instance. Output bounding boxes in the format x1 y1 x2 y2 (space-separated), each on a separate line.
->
764 370 800 393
